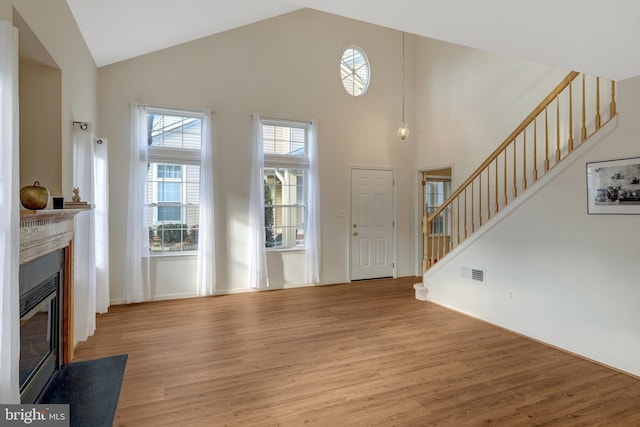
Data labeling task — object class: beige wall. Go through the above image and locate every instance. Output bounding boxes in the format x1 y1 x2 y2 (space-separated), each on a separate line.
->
0 2 9 21
413 37 567 187
7 0 97 200
19 62 62 195
100 9 417 301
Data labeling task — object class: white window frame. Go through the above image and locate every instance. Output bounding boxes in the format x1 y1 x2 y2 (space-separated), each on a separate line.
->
339 45 370 97
153 164 184 223
147 108 202 255
261 119 310 250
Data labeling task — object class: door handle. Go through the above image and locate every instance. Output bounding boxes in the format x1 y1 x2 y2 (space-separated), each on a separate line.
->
353 231 358 236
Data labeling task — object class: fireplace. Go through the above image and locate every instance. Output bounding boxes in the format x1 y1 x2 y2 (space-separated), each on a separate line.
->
19 209 80 403
19 249 63 403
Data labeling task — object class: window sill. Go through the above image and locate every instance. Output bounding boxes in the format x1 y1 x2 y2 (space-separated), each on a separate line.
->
266 247 305 253
150 252 197 259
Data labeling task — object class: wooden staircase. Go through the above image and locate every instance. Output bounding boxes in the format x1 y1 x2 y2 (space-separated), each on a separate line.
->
423 71 617 272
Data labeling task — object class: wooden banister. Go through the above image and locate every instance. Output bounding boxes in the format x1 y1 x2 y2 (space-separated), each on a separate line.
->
424 71 616 272
429 72 579 221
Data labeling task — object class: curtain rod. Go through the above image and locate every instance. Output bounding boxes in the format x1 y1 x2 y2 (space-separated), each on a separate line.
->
72 121 92 131
132 103 214 115
255 114 313 125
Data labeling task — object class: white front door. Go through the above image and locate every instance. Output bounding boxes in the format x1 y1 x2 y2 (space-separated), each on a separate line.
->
350 168 394 280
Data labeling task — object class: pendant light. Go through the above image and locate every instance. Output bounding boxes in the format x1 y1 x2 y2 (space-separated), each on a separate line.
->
397 31 410 141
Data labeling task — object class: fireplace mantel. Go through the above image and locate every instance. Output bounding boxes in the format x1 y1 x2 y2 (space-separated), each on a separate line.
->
20 208 89 364
20 209 86 265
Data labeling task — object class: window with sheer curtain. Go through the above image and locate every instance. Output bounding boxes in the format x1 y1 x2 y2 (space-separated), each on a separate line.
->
250 115 319 289
0 20 20 403
146 111 202 254
261 121 310 249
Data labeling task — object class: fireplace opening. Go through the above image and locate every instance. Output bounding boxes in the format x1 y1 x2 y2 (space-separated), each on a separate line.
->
19 249 63 404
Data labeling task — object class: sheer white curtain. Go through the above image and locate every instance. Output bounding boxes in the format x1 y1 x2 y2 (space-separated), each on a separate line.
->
0 20 20 404
124 103 151 302
72 126 97 342
305 120 320 284
197 110 215 296
71 131 109 341
94 138 110 313
248 114 269 289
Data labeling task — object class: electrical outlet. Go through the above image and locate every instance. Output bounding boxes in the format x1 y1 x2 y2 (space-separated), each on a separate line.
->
508 289 515 300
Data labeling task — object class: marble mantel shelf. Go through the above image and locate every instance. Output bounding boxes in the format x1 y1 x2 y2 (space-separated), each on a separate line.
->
20 208 90 265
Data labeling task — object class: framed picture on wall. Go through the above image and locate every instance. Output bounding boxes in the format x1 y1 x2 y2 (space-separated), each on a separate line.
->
586 157 640 214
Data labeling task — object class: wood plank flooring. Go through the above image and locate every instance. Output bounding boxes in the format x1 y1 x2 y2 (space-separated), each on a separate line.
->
73 277 640 426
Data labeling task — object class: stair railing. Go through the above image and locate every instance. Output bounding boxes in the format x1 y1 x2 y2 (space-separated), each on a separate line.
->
423 71 617 272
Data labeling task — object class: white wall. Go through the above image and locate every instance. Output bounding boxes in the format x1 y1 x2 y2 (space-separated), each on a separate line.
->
421 51 640 376
100 9 418 302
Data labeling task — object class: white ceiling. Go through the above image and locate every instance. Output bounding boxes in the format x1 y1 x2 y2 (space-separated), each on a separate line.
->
66 0 640 80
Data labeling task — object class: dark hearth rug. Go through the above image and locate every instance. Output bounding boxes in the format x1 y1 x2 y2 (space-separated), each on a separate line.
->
39 354 128 427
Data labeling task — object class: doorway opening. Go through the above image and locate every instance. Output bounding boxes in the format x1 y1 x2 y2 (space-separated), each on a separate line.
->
419 167 452 272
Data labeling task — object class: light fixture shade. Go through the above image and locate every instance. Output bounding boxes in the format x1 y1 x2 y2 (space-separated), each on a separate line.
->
397 121 410 140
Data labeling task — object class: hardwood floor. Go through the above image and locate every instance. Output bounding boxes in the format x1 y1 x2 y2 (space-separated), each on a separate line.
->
73 277 640 426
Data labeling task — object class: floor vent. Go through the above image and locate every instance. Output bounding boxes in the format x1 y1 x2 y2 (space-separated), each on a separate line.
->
461 266 485 283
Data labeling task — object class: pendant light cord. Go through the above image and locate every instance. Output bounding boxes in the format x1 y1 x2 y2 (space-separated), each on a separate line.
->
402 31 405 122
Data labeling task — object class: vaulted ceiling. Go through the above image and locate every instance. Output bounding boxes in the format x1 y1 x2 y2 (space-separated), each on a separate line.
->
65 0 640 81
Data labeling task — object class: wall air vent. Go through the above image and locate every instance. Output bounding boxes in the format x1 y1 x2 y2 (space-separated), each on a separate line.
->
461 266 485 284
